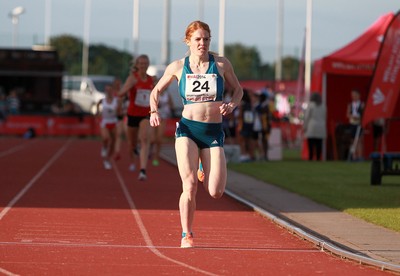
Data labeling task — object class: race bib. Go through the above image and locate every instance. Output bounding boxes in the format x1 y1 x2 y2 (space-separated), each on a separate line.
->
243 110 254 124
134 89 151 107
185 74 217 102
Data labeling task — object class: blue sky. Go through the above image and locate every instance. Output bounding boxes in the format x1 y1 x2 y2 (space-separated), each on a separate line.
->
0 0 399 64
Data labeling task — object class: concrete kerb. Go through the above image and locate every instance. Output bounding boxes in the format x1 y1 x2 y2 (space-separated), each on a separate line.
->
160 149 400 274
224 189 400 274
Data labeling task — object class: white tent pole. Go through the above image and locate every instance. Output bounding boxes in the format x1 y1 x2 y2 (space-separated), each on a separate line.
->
218 0 225 56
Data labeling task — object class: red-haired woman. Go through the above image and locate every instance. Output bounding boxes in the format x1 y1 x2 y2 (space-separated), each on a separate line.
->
149 21 243 248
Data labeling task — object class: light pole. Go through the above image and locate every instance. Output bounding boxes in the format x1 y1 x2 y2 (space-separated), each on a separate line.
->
275 0 284 82
9 6 25 48
198 0 204 21
132 0 140 58
161 0 171 66
82 0 91 77
304 0 312 103
218 0 225 56
45 0 52 47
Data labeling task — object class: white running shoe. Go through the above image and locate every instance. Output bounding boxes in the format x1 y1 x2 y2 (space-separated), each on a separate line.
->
101 147 107 158
103 160 112 170
129 163 136 171
138 171 147 181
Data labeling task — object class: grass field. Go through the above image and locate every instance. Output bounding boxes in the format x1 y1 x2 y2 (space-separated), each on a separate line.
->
228 148 400 233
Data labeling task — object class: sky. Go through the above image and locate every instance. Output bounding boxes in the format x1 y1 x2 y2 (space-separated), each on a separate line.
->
0 0 399 65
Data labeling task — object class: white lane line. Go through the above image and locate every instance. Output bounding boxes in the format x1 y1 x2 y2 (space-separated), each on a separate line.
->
0 139 72 221
0 141 36 158
0 241 319 253
112 162 218 276
0 267 20 276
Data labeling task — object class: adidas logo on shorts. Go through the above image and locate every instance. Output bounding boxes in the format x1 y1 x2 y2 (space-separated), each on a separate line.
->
211 140 219 145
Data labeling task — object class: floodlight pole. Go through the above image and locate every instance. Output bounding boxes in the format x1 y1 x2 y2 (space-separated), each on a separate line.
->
198 0 204 21
275 0 284 82
45 0 52 46
82 0 91 77
11 17 19 48
218 0 225 56
9 6 25 48
161 0 171 65
132 0 140 58
304 0 312 103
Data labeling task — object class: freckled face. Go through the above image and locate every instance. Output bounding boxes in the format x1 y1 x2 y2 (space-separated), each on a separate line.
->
187 29 210 55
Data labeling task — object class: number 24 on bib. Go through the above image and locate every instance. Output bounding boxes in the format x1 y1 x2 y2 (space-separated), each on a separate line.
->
185 74 217 102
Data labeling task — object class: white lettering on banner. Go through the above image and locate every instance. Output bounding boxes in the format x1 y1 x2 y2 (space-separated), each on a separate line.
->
373 88 385 105
383 30 400 84
185 74 217 102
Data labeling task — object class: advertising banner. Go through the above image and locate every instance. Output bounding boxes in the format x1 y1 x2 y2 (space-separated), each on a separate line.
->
363 12 400 127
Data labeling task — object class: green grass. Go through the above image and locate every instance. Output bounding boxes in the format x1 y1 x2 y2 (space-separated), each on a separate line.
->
228 149 400 232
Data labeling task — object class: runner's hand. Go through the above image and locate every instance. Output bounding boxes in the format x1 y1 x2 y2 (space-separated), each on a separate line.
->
149 112 161 127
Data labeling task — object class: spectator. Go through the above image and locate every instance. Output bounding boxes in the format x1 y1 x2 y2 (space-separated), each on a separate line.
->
150 89 175 166
303 92 326 161
51 99 84 121
7 89 20 115
238 89 257 161
0 91 7 121
222 88 239 145
346 89 365 161
254 92 272 160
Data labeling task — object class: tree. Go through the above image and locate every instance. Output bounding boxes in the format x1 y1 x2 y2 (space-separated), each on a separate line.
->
50 35 83 75
50 35 132 80
88 44 132 80
50 36 300 82
224 43 262 80
272 56 300 81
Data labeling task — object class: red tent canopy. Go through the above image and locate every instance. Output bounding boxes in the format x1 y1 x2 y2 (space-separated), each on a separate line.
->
311 12 400 160
312 12 394 91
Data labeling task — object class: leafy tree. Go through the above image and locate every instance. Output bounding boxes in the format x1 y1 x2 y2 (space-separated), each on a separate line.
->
224 43 262 80
50 35 83 75
50 36 300 82
272 56 300 81
224 43 300 81
258 63 275 80
50 35 132 80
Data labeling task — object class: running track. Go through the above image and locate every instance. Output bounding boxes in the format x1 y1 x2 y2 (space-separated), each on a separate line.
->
0 137 392 275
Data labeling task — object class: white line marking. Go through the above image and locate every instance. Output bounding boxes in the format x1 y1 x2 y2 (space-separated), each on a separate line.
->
112 162 218 276
0 141 36 158
0 241 319 253
0 139 72 221
0 267 20 276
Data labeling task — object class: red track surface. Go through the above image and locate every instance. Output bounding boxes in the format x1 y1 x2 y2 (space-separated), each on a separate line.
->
0 137 392 275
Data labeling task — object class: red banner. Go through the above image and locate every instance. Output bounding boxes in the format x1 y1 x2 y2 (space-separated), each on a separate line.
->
362 11 400 127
